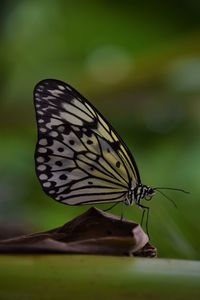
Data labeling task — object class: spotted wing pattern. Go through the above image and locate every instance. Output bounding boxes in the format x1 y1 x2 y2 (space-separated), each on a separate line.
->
34 79 141 205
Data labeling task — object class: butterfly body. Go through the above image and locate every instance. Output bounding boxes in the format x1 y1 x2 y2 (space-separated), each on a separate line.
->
126 184 155 206
34 79 155 209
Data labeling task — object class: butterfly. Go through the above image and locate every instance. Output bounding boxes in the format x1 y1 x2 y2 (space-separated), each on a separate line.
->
33 79 187 232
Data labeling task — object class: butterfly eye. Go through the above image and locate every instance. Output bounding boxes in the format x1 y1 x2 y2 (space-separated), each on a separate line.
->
148 188 155 194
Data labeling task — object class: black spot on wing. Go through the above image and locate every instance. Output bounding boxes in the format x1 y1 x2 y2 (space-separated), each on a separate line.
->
111 141 121 151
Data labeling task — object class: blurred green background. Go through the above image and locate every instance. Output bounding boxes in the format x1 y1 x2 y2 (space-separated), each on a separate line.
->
0 0 200 260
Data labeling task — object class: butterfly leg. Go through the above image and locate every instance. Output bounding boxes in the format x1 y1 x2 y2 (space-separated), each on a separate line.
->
120 202 125 221
141 208 146 228
103 202 119 212
138 203 150 238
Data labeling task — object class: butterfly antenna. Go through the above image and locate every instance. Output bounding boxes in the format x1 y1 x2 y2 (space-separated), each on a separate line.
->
154 187 190 194
156 190 177 208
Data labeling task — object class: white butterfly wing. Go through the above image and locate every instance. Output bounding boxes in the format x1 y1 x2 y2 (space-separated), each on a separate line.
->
34 79 141 205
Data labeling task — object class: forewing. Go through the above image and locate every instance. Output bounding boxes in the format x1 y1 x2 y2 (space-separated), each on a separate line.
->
34 79 140 205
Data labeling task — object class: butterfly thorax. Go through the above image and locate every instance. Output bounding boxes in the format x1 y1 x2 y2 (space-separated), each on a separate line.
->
125 184 155 206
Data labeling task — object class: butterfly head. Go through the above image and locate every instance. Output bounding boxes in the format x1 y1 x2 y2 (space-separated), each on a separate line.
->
144 186 156 201
133 184 156 205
